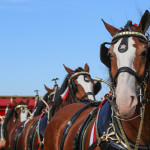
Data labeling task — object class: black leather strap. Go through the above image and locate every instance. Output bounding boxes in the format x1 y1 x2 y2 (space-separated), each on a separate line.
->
80 92 95 101
78 108 98 150
88 139 98 150
113 67 143 85
60 103 92 150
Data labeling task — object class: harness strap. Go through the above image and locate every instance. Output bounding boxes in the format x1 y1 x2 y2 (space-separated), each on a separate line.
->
60 102 100 150
11 123 24 150
80 92 95 101
14 125 24 150
31 123 40 150
27 120 39 149
60 103 92 150
88 138 99 150
77 108 98 150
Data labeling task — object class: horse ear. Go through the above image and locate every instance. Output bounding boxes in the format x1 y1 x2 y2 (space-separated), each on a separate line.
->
138 10 150 33
84 63 89 72
26 98 29 105
102 19 119 36
44 84 53 94
63 64 73 76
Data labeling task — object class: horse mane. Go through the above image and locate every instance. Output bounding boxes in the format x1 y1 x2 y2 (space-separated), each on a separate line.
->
50 75 68 116
3 106 15 138
34 92 51 117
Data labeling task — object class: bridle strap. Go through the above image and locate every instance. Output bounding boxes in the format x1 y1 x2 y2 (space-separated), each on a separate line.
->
112 31 148 41
15 105 32 116
15 105 27 110
68 71 91 103
80 92 95 101
113 67 143 86
69 72 90 80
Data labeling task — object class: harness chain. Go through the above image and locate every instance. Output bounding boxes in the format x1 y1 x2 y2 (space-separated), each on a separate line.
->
114 104 145 150
134 105 145 150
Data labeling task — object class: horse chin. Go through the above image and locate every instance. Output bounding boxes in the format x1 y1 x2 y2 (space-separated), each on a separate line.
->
117 106 136 119
110 100 136 119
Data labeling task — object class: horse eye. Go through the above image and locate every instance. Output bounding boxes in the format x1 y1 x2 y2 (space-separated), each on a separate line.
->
84 77 89 82
22 108 25 113
141 50 148 56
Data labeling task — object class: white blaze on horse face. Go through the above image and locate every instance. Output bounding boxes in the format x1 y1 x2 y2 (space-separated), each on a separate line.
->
20 107 28 122
76 75 94 100
113 37 138 116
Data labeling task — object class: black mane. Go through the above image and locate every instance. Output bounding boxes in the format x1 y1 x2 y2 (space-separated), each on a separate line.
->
50 75 68 117
34 92 51 117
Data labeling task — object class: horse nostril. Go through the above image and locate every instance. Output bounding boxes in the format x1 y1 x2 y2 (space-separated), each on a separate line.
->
130 95 137 107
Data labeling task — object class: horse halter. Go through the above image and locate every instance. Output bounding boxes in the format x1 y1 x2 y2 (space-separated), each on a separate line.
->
68 69 96 102
15 104 32 116
100 20 150 104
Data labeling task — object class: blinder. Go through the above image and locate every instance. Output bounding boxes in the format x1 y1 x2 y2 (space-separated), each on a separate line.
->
94 81 101 95
100 42 111 69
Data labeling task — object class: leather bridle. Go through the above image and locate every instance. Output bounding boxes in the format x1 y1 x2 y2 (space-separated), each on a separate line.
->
103 31 150 104
68 71 96 102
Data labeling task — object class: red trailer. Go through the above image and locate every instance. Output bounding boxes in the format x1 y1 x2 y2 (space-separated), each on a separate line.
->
0 96 36 116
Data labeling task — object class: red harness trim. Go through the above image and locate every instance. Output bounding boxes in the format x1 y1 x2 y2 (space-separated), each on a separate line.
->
61 87 69 100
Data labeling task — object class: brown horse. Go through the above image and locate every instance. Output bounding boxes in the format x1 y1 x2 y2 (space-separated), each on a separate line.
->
4 98 30 150
24 63 101 150
10 63 100 150
48 63 101 118
11 85 55 150
43 63 101 149
43 10 150 150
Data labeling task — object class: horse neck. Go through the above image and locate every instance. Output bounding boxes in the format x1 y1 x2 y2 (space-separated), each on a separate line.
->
7 114 16 132
55 94 73 113
121 75 150 145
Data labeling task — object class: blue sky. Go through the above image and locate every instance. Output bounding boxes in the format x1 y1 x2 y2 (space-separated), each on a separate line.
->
0 0 150 99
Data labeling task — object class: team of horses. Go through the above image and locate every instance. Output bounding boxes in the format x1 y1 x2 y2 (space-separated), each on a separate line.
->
1 10 150 150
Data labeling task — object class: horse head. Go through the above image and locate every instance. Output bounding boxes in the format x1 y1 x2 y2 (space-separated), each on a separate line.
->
101 10 150 118
63 63 101 101
13 98 30 122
